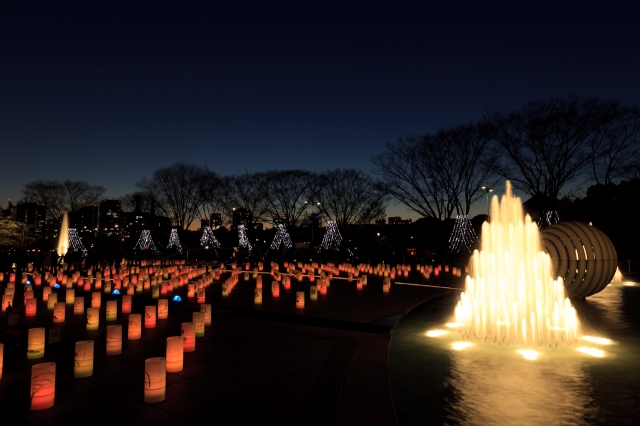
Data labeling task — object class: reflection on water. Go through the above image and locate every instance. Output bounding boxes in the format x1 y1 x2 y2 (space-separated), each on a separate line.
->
446 348 596 425
390 285 640 425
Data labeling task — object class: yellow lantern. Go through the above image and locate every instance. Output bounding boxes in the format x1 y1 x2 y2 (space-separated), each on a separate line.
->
106 325 122 356
27 328 45 359
181 322 196 352
73 296 84 315
166 336 183 372
310 286 318 301
158 299 168 320
128 314 142 340
254 288 262 305
145 305 156 328
74 340 94 378
47 292 57 310
86 308 99 331
42 286 51 301
65 288 75 305
197 289 205 304
151 284 159 299
106 300 117 321
144 357 166 403
91 292 101 309
30 362 56 410
53 302 65 323
200 304 211 326
193 312 205 337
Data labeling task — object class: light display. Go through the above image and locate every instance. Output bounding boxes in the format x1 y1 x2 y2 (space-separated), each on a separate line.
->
200 226 220 249
74 340 94 378
269 224 293 251
537 210 560 229
144 357 166 403
238 225 252 253
68 228 87 257
134 230 159 254
448 215 478 253
106 325 122 356
30 362 56 410
166 229 182 253
320 220 342 251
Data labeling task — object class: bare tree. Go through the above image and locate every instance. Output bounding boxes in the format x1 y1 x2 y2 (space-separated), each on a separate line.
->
316 169 387 226
0 217 35 249
263 170 319 227
372 123 499 219
120 191 154 213
135 162 210 230
485 95 603 203
589 101 640 185
217 172 270 226
21 179 105 221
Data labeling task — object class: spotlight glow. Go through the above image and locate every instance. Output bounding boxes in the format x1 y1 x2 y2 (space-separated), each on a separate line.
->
446 322 463 328
623 282 635 286
516 349 540 361
582 336 613 345
577 346 605 358
452 341 473 350
426 329 448 337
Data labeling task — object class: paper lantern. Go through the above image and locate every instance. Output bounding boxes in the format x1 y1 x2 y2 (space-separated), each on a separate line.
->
106 301 117 321
86 308 99 331
197 289 205 304
53 302 65 323
201 304 211 326
74 340 94 378
296 291 304 309
144 357 166 403
145 306 156 328
94 278 102 289
74 296 84 315
157 299 168 320
151 284 159 299
0 343 3 379
122 295 132 314
27 328 45 359
181 322 195 352
128 314 142 340
30 362 56 410
25 297 37 317
166 336 183 372
63 288 73 305
222 282 229 297
272 282 280 297
106 325 122 356
136 281 143 293
254 288 262 305
193 312 205 337
187 284 195 297
310 286 318 301
1 295 11 314
91 292 101 309
356 279 363 290
45 292 57 310
24 289 34 303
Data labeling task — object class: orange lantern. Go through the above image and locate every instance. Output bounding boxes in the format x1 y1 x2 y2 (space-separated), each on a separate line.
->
166 336 183 372
157 299 168 320
106 325 122 356
73 296 84 315
28 328 45 359
53 302 65 323
145 306 156 328
144 357 166 403
128 314 142 340
181 322 195 352
74 340 94 378
30 362 56 410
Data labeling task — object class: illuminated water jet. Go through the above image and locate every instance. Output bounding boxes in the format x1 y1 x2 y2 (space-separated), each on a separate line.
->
453 182 579 347
57 213 69 257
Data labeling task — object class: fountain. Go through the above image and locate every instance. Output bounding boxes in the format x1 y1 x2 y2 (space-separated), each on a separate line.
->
57 212 69 257
452 181 579 347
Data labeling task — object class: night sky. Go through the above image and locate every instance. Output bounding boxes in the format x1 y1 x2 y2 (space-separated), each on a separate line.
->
2 1 639 218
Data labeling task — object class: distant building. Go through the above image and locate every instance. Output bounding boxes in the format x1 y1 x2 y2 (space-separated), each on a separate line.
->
253 223 264 231
232 208 252 228
70 205 98 236
210 213 222 229
273 215 287 226
1 199 14 218
15 202 46 235
375 218 387 225
99 199 121 236
388 216 412 225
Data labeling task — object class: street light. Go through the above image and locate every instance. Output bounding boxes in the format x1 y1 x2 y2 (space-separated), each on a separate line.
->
481 186 494 217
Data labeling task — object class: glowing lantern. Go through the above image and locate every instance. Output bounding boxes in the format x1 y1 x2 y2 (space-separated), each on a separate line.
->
283 276 291 289
181 322 196 352
310 286 318 301
1 295 11 314
362 275 368 285
86 308 99 331
74 340 94 378
91 292 101 309
94 278 102 290
158 299 168 320
53 302 65 323
151 284 159 299
296 291 304 309
128 314 142 340
30 362 56 410
122 295 132 314
104 281 111 293
254 288 262 305
106 301 117 321
160 282 167 295
47 292 57 310
74 296 84 315
193 312 205 337
356 279 363 290
144 357 166 403
127 285 134 296
222 282 229 297
272 282 280 297
145 306 157 328
28 328 46 359
166 336 183 372
24 290 34 303
83 278 91 291
64 288 74 305
25 297 37 317
106 325 122 356
187 284 195 297
136 281 143 293
201 304 211 326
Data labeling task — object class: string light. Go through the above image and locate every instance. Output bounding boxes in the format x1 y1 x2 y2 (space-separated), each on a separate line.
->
133 230 159 254
238 225 252 253
320 220 342 251
269 224 293 251
200 226 220 249
537 210 560 229
166 229 182 253
448 215 478 253
68 228 88 257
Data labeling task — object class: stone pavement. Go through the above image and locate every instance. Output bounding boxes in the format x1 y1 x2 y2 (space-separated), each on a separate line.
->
0 269 461 425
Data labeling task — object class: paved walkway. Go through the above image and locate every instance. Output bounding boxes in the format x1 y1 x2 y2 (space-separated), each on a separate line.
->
0 269 461 425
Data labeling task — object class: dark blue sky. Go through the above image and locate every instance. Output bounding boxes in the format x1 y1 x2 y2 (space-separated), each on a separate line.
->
2 1 639 218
